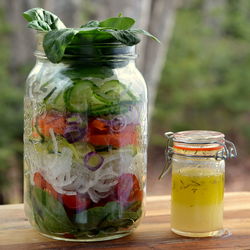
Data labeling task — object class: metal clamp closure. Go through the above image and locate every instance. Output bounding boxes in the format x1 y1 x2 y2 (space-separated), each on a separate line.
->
215 140 237 160
159 132 237 180
159 132 174 179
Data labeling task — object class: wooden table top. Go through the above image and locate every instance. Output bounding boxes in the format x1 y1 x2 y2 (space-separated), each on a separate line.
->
0 192 250 250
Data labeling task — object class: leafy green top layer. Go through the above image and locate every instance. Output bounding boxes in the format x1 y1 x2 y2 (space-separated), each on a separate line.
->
23 8 159 63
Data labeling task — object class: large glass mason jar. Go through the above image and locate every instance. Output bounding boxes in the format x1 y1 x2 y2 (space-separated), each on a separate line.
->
24 33 147 241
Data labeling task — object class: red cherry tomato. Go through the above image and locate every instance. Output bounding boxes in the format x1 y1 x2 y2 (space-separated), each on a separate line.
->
33 172 58 199
116 173 143 204
62 194 91 211
87 119 138 148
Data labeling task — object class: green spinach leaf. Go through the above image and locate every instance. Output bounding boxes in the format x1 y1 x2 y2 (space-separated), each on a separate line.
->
75 201 121 231
75 201 142 234
130 29 160 43
106 30 140 46
81 20 100 28
23 8 66 31
23 8 160 64
31 187 75 234
99 17 135 30
43 29 79 63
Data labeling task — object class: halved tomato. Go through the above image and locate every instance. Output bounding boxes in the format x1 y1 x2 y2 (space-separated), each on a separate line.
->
33 172 58 199
36 111 67 137
33 172 90 211
62 194 91 211
115 173 143 204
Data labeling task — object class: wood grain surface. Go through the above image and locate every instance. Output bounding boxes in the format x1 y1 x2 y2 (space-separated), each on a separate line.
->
0 192 250 250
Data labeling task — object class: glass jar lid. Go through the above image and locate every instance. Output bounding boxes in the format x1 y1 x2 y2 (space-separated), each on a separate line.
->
173 130 224 143
172 130 225 152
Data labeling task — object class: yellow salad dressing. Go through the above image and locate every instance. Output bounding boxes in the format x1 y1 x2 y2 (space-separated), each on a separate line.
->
171 167 224 234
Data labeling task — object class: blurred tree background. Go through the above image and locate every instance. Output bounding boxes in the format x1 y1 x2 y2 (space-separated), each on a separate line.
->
0 0 249 203
149 0 250 194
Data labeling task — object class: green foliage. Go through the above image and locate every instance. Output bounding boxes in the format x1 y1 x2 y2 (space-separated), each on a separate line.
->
151 0 250 151
0 8 23 190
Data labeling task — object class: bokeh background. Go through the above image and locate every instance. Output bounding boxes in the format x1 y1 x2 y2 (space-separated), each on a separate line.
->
0 0 249 204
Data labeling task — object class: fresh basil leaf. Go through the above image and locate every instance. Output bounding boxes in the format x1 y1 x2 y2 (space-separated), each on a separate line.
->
99 17 135 30
43 29 79 63
107 30 140 46
31 187 75 234
23 8 66 31
27 20 51 32
131 29 161 43
81 20 100 28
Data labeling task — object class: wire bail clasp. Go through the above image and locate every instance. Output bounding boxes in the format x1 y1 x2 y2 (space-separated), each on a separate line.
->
159 132 174 179
215 140 238 160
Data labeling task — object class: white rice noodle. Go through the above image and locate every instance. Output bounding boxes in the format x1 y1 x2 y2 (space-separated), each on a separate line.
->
27 129 75 194
42 147 75 190
49 128 58 153
65 153 125 202
27 135 140 201
88 187 113 203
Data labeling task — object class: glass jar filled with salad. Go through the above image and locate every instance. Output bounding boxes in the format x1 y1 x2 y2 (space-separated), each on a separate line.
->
23 8 159 241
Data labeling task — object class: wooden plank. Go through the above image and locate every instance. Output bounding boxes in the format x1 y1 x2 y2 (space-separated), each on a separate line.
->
0 192 250 249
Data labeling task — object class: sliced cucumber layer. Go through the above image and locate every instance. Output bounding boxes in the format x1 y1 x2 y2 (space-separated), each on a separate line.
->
64 80 93 112
44 78 139 116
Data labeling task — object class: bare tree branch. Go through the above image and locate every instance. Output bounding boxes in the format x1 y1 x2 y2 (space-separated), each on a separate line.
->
143 0 178 118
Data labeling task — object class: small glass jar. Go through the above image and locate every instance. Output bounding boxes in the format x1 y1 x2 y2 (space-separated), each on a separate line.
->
24 33 147 241
160 130 237 237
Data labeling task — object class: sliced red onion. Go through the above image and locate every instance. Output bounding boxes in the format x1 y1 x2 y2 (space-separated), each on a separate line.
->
84 152 104 171
63 126 86 143
110 115 127 133
66 113 83 125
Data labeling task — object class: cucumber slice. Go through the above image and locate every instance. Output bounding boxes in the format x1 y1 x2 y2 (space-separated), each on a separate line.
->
53 91 65 111
65 80 93 112
94 80 137 103
89 93 108 108
89 103 130 116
